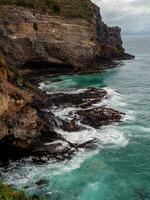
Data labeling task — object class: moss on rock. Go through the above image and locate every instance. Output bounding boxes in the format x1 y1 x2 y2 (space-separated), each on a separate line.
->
0 182 42 200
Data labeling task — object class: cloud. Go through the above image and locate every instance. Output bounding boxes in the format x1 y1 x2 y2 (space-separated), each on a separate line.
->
92 0 150 34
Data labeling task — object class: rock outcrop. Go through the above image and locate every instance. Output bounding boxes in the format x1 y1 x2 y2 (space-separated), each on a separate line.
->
94 5 123 48
0 0 133 72
0 64 67 162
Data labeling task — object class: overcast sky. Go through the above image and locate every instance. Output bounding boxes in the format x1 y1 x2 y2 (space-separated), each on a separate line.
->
92 0 150 35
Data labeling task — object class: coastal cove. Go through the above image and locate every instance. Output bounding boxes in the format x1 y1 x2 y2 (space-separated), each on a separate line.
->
1 36 150 200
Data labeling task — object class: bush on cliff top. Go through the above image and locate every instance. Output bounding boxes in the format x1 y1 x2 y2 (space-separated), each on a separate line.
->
0 0 60 11
0 182 42 200
0 0 93 19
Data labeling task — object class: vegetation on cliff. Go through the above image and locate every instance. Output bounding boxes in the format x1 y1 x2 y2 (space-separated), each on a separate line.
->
0 0 94 19
0 182 41 200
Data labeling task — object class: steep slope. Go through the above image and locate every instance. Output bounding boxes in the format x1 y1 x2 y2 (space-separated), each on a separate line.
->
0 0 132 72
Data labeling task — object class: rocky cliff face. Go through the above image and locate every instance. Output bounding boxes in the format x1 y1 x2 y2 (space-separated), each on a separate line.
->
0 64 69 161
0 66 41 155
0 0 129 71
93 5 123 48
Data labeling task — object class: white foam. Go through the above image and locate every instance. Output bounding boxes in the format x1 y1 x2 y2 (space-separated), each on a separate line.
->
1 120 129 190
104 88 127 108
39 82 45 90
94 88 135 123
91 88 125 110
46 88 87 95
1 149 99 191
140 127 150 133
56 123 129 148
98 126 129 148
53 107 78 120
122 110 135 122
63 88 87 95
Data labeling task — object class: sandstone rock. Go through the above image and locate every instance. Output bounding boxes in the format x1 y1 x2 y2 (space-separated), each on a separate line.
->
0 1 130 72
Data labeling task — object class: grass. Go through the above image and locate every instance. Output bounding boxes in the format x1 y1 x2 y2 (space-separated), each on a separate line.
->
0 182 42 200
0 0 60 11
0 65 33 89
16 0 33 8
0 0 93 19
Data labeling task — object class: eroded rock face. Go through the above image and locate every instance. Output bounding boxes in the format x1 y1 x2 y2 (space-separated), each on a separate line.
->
94 6 123 49
0 1 130 71
0 67 62 161
0 6 94 68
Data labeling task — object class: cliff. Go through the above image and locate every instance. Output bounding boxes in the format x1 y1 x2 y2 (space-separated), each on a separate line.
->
0 0 133 163
0 0 131 72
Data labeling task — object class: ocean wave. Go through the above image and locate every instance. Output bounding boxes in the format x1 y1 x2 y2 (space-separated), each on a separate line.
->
1 150 99 192
122 110 135 122
46 88 88 95
53 107 78 120
1 86 131 194
39 82 45 90
104 88 127 108
56 124 129 148
101 88 135 123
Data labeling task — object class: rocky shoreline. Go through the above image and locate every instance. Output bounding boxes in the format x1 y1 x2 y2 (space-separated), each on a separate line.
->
0 0 134 167
0 71 125 166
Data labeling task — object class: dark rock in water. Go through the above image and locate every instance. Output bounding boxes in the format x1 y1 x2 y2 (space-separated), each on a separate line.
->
49 88 107 108
76 107 124 128
78 139 98 150
31 140 76 162
62 119 82 132
34 140 71 154
35 179 49 187
121 52 135 60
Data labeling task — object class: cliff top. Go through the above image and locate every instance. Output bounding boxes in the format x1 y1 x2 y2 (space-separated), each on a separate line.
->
0 0 96 19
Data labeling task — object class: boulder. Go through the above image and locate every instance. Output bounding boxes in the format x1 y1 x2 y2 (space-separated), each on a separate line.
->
76 107 124 128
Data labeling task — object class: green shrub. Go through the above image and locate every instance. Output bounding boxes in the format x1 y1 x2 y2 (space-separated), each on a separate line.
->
52 3 60 12
45 0 60 12
7 65 18 75
45 0 54 8
0 182 42 200
0 0 12 5
16 0 33 8
22 80 33 89
0 0 91 19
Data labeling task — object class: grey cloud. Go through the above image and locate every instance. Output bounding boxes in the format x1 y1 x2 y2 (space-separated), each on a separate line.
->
92 0 150 35
131 0 150 7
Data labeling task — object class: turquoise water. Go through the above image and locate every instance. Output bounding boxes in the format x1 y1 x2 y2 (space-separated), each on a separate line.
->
2 36 150 200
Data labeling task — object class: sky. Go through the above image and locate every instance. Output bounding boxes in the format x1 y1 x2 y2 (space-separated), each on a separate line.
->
92 0 150 35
